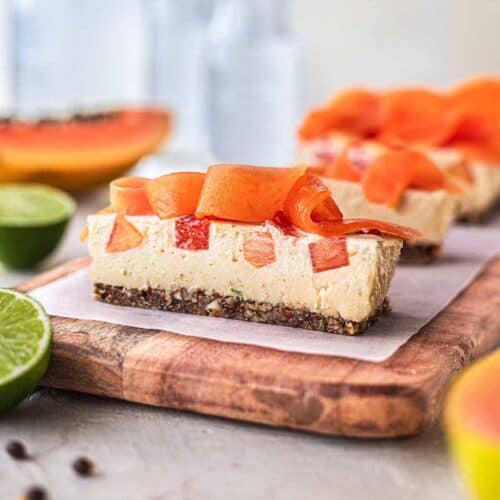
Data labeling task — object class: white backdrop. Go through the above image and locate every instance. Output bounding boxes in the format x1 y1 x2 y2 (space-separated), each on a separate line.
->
291 0 500 109
0 0 499 113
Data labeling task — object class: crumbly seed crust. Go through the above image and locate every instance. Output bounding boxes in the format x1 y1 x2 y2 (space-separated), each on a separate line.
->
400 243 442 264
93 284 388 336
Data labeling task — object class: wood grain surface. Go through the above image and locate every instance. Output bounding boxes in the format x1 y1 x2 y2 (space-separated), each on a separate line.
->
18 256 500 438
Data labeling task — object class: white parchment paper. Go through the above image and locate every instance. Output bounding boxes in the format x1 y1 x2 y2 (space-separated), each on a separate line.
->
29 226 500 362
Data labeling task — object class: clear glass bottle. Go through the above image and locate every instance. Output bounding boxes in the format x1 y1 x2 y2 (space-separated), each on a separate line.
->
10 0 147 116
143 0 208 152
207 0 299 165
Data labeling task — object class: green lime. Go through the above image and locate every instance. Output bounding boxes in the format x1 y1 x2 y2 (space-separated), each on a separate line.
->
0 184 75 269
0 289 52 412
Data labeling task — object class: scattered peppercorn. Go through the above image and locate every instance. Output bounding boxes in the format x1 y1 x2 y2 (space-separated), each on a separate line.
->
6 440 29 460
23 485 48 500
72 456 95 477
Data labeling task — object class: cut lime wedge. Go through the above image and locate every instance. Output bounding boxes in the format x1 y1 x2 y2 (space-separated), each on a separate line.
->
0 289 52 412
0 184 75 269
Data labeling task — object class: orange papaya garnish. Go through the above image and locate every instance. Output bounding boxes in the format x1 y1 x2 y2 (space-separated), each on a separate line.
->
284 175 343 234
323 148 363 182
451 77 500 120
146 172 205 219
298 89 382 140
110 177 154 215
362 150 445 208
317 218 421 241
379 88 461 146
106 214 144 252
195 164 305 223
283 174 420 240
448 78 500 147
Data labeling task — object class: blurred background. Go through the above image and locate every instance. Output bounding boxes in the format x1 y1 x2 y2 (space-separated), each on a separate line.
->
0 0 499 167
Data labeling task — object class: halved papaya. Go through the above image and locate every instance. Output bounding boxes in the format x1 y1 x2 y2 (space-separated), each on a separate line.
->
0 108 171 191
444 349 500 500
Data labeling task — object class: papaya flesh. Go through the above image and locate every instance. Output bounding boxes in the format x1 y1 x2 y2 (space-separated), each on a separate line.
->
444 349 500 500
0 108 171 191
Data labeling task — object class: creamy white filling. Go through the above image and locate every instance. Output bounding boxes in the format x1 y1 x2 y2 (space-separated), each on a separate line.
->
422 147 500 217
88 215 402 322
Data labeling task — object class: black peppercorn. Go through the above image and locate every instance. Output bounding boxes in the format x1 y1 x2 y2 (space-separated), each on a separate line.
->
72 456 95 477
24 485 48 500
6 440 29 460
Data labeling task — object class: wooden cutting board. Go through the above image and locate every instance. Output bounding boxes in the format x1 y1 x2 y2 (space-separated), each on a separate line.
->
18 256 500 439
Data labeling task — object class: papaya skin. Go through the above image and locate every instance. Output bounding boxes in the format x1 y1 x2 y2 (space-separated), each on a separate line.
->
444 349 500 500
0 109 172 192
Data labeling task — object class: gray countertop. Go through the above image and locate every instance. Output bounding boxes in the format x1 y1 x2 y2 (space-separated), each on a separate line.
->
0 389 464 500
3 163 496 500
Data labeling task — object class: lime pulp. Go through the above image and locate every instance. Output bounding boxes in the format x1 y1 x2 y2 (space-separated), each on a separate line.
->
0 289 52 412
0 184 75 269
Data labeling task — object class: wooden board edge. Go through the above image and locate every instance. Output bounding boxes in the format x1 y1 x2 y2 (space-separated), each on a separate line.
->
20 255 500 438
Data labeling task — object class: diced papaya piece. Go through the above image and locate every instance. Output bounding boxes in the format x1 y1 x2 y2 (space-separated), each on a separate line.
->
195 164 305 223
106 214 143 253
298 89 382 140
146 172 205 219
110 177 154 215
243 231 276 268
362 150 444 208
284 175 344 235
175 216 210 250
308 237 349 273
379 89 461 146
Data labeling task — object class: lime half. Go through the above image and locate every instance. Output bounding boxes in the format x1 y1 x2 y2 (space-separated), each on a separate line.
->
0 289 52 412
0 184 75 269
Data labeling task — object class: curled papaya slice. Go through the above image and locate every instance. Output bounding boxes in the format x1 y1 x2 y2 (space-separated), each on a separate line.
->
284 174 420 240
110 177 154 215
317 218 420 241
298 89 382 140
146 172 205 219
379 88 461 146
195 164 305 223
362 150 445 208
284 175 344 234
